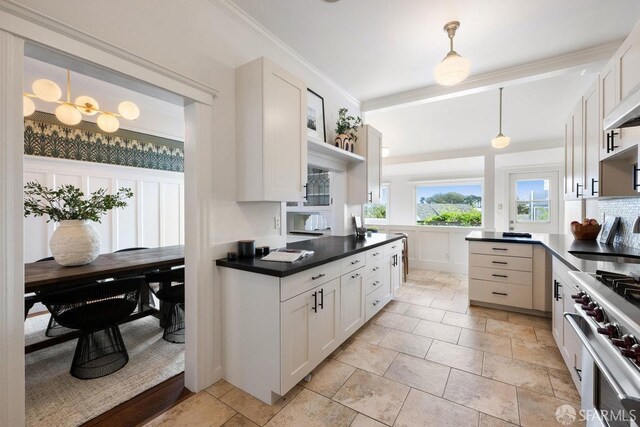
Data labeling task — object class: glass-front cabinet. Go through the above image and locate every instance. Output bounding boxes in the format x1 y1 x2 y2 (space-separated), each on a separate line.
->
287 166 332 211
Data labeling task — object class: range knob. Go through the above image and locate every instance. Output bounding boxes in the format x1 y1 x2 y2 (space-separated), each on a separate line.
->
572 292 588 304
597 323 621 338
612 334 638 349
586 307 606 322
622 344 640 365
581 301 598 311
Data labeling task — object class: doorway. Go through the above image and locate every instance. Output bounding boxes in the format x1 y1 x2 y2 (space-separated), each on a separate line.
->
508 171 560 233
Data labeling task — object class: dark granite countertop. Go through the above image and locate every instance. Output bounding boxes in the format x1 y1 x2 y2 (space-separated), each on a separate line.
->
466 231 640 272
216 234 404 277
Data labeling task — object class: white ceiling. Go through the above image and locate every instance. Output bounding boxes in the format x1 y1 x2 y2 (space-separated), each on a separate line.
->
231 0 640 101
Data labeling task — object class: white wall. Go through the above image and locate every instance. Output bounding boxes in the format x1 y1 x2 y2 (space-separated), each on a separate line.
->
24 155 184 262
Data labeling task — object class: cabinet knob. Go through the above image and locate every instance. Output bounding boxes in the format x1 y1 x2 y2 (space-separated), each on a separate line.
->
351 260 360 265
351 273 360 279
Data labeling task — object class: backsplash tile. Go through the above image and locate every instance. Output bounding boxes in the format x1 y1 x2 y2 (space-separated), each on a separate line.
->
598 198 640 249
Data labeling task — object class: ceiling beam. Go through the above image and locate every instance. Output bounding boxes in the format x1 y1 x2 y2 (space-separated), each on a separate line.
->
362 41 620 114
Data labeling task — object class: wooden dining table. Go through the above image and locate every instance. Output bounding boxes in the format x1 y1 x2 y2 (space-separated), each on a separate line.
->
24 245 185 353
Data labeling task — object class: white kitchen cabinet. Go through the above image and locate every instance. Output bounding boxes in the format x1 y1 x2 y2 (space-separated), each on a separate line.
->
236 57 307 202
583 79 600 198
340 268 365 339
564 99 583 200
551 273 564 352
387 242 403 295
347 124 382 204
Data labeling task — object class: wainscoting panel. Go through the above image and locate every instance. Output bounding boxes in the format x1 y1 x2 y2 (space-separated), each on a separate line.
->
24 155 184 262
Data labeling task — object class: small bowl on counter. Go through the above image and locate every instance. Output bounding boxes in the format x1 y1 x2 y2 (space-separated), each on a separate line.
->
570 221 602 241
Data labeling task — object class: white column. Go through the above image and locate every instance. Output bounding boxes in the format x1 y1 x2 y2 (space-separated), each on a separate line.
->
484 154 496 231
184 101 218 391
0 30 25 427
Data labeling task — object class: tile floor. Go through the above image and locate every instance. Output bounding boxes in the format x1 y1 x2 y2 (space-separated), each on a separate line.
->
145 269 582 427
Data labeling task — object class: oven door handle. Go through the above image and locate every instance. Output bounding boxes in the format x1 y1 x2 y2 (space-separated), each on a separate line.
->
564 312 640 414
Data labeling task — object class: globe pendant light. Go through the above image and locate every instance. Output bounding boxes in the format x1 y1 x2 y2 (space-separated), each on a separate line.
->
54 71 81 126
23 94 35 116
434 21 471 86
491 87 511 149
32 78 62 102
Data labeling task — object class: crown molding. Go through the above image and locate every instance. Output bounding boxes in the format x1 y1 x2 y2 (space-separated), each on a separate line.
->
0 0 218 101
210 0 361 108
363 41 620 113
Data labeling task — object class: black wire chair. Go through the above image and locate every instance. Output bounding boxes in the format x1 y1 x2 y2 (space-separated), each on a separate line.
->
113 247 156 309
25 295 39 321
31 256 72 337
39 276 144 379
145 268 185 343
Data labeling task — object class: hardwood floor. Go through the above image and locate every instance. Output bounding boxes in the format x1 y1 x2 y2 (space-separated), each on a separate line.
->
81 372 192 427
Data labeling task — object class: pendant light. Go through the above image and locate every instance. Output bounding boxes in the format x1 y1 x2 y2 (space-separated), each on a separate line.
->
24 70 139 133
434 21 471 86
491 87 510 149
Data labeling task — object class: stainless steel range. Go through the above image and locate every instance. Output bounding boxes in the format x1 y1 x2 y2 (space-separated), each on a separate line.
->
568 269 640 427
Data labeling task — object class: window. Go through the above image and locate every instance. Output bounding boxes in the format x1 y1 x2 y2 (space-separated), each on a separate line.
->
365 184 389 224
415 182 482 226
515 179 550 223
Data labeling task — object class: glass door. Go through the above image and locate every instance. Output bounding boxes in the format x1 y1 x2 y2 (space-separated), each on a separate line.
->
509 171 559 233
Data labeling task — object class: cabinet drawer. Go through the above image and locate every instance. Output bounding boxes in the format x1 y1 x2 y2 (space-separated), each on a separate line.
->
366 246 386 264
341 253 366 274
365 258 386 279
385 240 403 254
468 266 532 286
469 279 532 309
469 253 532 272
469 241 532 258
365 282 390 320
365 274 386 296
281 261 341 301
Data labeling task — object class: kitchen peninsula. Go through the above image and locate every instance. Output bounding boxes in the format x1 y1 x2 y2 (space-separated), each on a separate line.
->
216 234 404 404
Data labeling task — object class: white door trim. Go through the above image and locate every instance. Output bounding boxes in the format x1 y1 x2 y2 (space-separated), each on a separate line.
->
0 29 26 427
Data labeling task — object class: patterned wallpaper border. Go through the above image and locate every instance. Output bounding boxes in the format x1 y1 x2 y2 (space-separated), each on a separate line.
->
24 112 184 172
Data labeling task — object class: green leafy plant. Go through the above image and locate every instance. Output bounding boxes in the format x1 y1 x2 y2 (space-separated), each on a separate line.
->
24 181 133 223
418 210 482 226
335 108 362 142
364 203 387 219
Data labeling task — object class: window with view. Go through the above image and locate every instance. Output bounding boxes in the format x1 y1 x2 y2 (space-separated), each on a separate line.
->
365 184 388 224
515 179 550 223
416 183 482 226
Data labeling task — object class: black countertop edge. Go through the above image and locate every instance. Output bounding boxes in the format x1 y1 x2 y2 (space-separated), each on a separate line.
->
465 231 640 273
216 234 405 277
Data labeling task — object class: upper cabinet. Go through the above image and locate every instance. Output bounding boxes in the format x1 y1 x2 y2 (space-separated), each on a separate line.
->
583 79 600 198
347 125 382 205
236 57 307 202
564 100 583 200
601 21 640 160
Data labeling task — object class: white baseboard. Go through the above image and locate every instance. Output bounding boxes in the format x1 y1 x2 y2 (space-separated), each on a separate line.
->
409 259 468 275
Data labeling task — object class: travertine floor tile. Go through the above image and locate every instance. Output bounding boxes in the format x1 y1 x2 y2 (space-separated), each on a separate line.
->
403 305 446 322
442 311 487 331
329 337 354 360
412 319 461 344
458 329 512 357
336 339 398 375
425 340 484 375
486 319 537 342
547 368 581 403
444 370 519 425
207 379 235 398
534 327 556 346
353 323 391 345
383 353 451 396
383 300 410 314
511 339 565 370
219 385 302 426
394 388 479 427
265 389 356 427
300 359 356 399
478 413 518 427
378 329 433 358
517 387 582 426
399 293 435 307
430 297 468 313
333 369 409 426
466 306 510 321
350 413 386 427
508 312 552 330
482 353 554 395
146 392 236 427
374 312 419 332
223 413 259 427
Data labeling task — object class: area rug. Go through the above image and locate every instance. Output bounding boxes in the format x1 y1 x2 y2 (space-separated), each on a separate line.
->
25 315 184 427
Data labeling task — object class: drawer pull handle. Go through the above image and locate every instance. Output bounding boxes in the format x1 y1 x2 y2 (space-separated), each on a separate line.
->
312 292 318 313
351 273 360 279
372 299 380 306
492 292 508 296
372 252 380 256
391 245 397 249
373 267 379 271
491 247 508 251
319 288 324 309
373 281 380 285
351 260 360 265
491 261 508 265
492 274 508 278
312 273 326 280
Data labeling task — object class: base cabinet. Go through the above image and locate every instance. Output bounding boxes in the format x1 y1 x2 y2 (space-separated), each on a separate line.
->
340 269 365 339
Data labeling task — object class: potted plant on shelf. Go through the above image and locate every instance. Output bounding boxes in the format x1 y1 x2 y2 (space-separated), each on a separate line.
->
24 182 133 266
335 108 362 152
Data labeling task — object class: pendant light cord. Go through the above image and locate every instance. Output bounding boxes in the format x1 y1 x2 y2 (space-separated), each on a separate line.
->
498 87 503 134
66 70 71 103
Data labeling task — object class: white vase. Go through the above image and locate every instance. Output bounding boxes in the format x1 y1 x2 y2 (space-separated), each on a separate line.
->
50 220 101 266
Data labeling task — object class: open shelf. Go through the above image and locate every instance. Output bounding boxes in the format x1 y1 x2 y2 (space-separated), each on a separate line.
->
307 138 365 164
